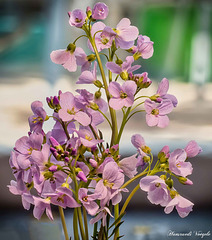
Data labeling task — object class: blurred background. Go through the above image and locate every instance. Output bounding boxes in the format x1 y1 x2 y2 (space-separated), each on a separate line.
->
0 0 212 239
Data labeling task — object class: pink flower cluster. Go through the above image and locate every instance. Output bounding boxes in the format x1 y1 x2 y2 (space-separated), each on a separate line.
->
8 2 202 239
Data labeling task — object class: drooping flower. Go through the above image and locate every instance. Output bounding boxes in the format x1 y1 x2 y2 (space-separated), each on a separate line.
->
28 101 47 133
164 194 194 218
58 92 91 126
77 62 98 84
90 207 113 226
119 154 138 178
108 80 137 110
75 48 94 72
106 56 141 80
144 99 174 128
50 45 83 72
184 140 202 158
68 9 86 28
140 175 170 206
92 2 109 20
169 149 193 178
78 188 99 215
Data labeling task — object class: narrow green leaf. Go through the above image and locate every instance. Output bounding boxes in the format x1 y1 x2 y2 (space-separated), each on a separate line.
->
108 212 125 230
108 221 124 238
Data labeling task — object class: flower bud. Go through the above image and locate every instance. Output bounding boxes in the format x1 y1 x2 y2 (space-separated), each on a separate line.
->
53 96 60 106
141 146 151 154
143 156 150 163
165 178 173 188
95 90 102 99
61 182 69 188
94 80 103 88
87 54 96 62
92 2 109 20
86 6 92 18
115 58 123 65
49 165 58 172
89 158 98 168
77 170 87 182
178 177 193 185
120 71 129 80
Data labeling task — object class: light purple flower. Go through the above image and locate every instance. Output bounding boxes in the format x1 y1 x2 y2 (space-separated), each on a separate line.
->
92 2 109 20
75 47 93 72
95 162 124 200
134 35 154 59
140 175 170 206
50 47 83 72
106 56 141 80
119 154 138 178
77 62 97 84
110 188 129 205
164 194 194 218
15 132 43 169
28 101 47 133
169 149 193 177
8 180 34 210
77 128 103 148
184 140 202 158
108 80 137 110
49 187 80 208
90 207 113 226
78 188 99 215
68 9 86 28
155 78 178 107
114 18 139 49
58 92 91 126
33 196 53 220
144 99 173 128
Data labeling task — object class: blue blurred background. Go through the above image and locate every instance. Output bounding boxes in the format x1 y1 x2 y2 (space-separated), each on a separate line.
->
0 0 212 239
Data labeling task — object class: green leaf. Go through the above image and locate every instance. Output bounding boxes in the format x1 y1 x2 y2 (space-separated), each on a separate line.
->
108 221 124 238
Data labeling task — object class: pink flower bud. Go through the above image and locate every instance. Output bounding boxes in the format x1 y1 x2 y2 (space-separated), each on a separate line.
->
77 171 87 182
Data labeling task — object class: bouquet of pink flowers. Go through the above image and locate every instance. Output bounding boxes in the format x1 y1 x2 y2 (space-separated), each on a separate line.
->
8 2 202 240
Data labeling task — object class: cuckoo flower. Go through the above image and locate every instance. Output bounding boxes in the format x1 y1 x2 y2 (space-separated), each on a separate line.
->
28 101 47 133
75 48 94 72
33 196 53 220
78 188 99 215
169 149 193 177
77 128 103 148
133 35 154 59
106 56 141 80
108 80 137 110
144 99 173 128
133 72 152 89
119 154 138 178
58 92 91 126
184 140 202 158
50 45 83 72
140 175 170 206
95 162 124 201
68 9 86 28
92 2 109 20
14 133 43 169
114 18 139 49
154 78 178 107
49 187 80 209
164 194 194 218
77 62 98 84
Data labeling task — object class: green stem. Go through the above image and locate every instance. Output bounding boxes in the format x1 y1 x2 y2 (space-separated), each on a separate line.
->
58 206 69 240
93 222 98 239
117 107 131 144
77 207 86 239
83 206 89 240
73 208 79 240
97 109 112 129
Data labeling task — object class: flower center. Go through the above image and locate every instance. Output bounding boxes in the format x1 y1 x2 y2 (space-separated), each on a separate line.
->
155 183 161 188
32 116 43 124
120 91 128 99
101 36 109 45
67 107 76 115
85 135 92 141
151 109 159 115
82 196 88 202
103 179 114 188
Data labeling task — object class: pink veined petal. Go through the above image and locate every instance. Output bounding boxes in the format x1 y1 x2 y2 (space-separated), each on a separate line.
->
115 38 134 49
131 134 146 149
177 162 193 177
164 197 179 214
75 47 87 66
177 196 194 208
31 101 43 113
124 96 134 107
146 114 158 127
62 53 77 72
59 92 74 110
158 100 173 115
157 78 169 96
128 64 141 73
122 80 137 95
108 82 122 97
91 21 106 36
141 44 154 59
85 201 99 216
184 140 202 158
90 212 104 225
50 49 68 64
157 115 169 128
58 108 74 122
144 99 156 114
77 71 95 84
119 26 139 41
103 162 119 182
122 56 134 71
74 111 91 126
106 62 122 74
95 180 108 199
117 18 131 29
109 98 125 110
139 175 159 192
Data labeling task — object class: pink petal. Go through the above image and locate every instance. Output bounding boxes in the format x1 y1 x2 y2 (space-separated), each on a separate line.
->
146 114 158 127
